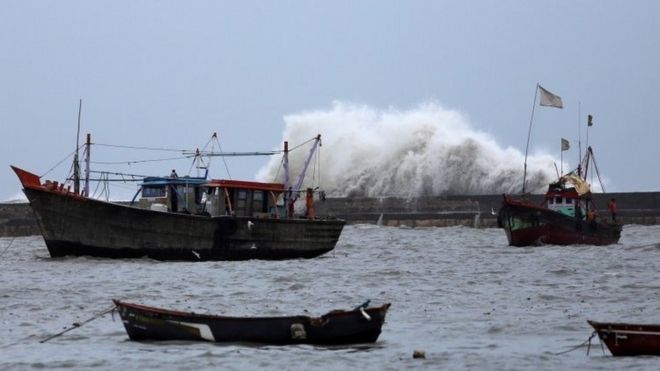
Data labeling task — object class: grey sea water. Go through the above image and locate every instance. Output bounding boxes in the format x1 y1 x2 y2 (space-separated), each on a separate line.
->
1 225 660 370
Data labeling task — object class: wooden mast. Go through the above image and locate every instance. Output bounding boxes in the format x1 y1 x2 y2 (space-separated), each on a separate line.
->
73 99 82 195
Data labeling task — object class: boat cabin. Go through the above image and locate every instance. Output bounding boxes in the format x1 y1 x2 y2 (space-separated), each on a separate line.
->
204 179 285 218
136 176 208 213
545 181 588 218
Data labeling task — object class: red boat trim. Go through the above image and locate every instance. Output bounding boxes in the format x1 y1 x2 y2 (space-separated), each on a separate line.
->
205 179 285 193
10 166 41 188
12 165 89 199
114 299 391 321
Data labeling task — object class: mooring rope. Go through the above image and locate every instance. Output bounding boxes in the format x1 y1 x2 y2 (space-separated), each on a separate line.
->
553 331 599 356
40 305 117 343
0 238 15 258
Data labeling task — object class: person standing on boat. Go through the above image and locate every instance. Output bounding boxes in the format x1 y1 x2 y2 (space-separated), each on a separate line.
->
608 198 618 223
170 169 178 178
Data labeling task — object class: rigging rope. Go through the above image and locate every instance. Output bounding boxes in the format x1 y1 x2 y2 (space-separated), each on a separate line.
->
88 170 153 179
311 143 318 188
91 155 189 166
590 152 606 193
40 148 79 178
287 136 317 152
273 155 284 183
94 143 187 152
216 136 232 179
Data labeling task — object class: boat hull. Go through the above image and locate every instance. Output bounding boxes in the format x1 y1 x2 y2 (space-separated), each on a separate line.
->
498 198 621 246
22 186 344 261
114 300 390 345
588 320 660 356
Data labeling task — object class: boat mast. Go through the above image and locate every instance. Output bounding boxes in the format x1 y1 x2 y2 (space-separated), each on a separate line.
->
292 134 321 194
280 135 322 217
283 141 290 217
577 101 582 172
73 99 82 195
84 133 91 197
288 135 322 209
522 84 539 194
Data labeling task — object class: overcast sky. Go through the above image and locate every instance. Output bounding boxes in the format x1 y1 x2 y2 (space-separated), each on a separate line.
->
2 1 659 201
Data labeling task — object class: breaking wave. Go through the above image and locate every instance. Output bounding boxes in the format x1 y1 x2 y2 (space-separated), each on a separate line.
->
256 102 557 197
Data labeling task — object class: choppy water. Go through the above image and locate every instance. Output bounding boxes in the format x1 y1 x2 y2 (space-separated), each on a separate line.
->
1 225 660 370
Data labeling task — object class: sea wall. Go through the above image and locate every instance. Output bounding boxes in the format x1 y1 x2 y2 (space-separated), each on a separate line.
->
2 192 660 237
0 203 41 237
315 192 660 228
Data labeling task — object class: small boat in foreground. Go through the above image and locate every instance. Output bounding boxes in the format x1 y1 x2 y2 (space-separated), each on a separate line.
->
588 320 660 356
114 299 391 345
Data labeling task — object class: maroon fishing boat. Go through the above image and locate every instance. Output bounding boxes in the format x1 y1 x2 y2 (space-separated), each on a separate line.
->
114 299 391 345
588 320 660 356
498 147 621 246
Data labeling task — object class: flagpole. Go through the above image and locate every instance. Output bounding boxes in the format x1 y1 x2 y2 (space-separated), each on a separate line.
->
578 101 582 170
522 83 539 194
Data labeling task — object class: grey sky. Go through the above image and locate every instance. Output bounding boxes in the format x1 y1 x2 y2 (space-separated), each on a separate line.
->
2 1 659 200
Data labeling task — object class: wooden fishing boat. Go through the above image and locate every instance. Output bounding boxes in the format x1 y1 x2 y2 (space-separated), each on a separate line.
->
588 320 660 356
498 87 621 246
499 146 621 246
11 135 345 261
114 299 391 345
498 163 622 246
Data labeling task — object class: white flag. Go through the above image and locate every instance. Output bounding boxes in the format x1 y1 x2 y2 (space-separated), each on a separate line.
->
561 138 570 151
538 85 563 108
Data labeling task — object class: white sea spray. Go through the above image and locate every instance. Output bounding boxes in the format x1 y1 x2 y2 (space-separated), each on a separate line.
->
257 102 557 197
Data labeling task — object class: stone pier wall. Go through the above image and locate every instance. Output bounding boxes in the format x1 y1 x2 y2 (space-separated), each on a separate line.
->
315 192 660 228
0 203 41 237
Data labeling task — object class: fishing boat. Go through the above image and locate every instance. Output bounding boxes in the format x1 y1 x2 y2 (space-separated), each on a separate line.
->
11 134 345 261
588 320 660 356
113 299 391 345
497 85 621 246
498 147 621 246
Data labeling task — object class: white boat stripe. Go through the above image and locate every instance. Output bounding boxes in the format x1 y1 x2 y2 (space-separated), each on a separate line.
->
166 320 216 341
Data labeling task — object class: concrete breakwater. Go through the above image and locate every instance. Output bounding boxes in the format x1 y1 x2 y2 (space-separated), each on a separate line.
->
315 192 660 228
0 203 40 237
2 192 660 237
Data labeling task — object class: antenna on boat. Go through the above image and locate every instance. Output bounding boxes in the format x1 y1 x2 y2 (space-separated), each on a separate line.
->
586 114 593 150
73 99 82 195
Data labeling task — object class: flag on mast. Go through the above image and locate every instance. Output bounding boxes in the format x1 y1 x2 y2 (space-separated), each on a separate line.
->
561 138 570 151
538 85 563 108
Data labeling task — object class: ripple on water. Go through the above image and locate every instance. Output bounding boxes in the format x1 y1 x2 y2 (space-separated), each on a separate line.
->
1 226 660 370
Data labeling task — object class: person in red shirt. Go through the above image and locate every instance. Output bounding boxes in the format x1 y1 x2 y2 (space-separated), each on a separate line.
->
607 198 618 223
